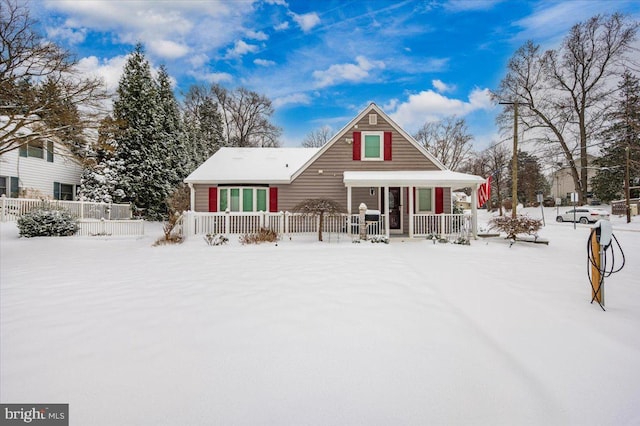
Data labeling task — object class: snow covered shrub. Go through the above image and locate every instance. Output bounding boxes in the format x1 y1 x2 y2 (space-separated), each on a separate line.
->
489 215 542 240
368 235 389 244
17 204 79 237
452 236 470 245
204 233 228 246
239 228 278 245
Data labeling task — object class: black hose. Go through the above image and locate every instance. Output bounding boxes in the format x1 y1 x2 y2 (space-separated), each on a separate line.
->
586 228 626 311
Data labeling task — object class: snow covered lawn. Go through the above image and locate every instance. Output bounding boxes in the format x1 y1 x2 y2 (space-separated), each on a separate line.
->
2 208 639 425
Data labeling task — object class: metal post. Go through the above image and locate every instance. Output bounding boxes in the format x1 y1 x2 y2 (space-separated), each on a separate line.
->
591 232 604 306
512 101 518 219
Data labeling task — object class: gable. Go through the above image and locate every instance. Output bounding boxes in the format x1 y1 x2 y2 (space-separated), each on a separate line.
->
291 103 445 183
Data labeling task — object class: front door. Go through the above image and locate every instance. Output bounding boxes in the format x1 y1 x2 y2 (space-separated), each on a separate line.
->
381 187 402 231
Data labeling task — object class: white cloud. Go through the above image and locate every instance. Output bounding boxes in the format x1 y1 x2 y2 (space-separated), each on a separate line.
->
226 40 259 57
189 53 209 68
389 88 494 133
76 55 128 94
264 0 288 5
312 56 385 88
46 26 86 44
274 21 289 31
273 93 311 109
191 71 234 84
254 58 276 67
246 30 268 41
147 39 190 59
289 11 320 32
432 79 455 93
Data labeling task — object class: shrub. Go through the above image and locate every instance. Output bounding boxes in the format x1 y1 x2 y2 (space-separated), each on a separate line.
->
239 228 278 245
204 233 228 246
17 204 79 237
489 215 542 240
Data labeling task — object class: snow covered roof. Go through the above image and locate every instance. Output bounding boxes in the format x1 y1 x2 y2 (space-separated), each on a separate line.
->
184 147 320 184
343 170 486 187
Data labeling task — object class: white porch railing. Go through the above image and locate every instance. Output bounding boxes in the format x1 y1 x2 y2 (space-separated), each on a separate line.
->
413 213 471 239
181 211 468 240
77 219 145 237
0 196 132 222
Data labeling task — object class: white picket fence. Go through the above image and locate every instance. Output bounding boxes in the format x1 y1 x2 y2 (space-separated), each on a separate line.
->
180 210 470 240
0 196 132 222
77 219 145 237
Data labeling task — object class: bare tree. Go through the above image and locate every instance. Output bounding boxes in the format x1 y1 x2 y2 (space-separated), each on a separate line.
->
0 0 107 157
484 143 510 216
210 84 282 147
302 125 333 147
494 14 639 204
413 116 473 171
292 198 344 241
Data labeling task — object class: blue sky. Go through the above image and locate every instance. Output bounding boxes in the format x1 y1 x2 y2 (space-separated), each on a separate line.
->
35 0 640 149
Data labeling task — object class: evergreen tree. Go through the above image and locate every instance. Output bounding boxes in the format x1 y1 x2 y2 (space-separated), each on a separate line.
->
592 71 640 202
112 44 169 220
183 85 225 171
507 151 548 205
155 65 186 182
78 116 125 203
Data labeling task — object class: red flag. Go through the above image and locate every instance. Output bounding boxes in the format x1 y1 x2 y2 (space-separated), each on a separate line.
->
478 176 492 208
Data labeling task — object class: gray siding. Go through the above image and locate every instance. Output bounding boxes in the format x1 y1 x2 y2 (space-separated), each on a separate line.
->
278 112 441 212
191 112 451 216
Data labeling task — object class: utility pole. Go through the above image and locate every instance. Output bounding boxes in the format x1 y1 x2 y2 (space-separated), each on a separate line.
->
625 146 631 223
499 101 522 218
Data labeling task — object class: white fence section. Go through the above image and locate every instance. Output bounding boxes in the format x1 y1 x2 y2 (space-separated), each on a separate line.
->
413 213 472 239
0 196 132 222
181 211 468 240
77 219 145 237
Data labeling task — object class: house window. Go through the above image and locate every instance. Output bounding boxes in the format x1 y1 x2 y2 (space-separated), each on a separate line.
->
219 187 268 212
53 182 74 200
362 131 383 160
19 141 44 159
417 188 433 212
0 177 6 196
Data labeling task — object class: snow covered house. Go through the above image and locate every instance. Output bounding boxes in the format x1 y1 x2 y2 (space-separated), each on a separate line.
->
184 103 486 237
0 118 83 200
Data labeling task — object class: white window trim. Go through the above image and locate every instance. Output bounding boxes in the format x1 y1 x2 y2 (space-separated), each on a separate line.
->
220 187 269 212
416 187 435 213
361 131 384 161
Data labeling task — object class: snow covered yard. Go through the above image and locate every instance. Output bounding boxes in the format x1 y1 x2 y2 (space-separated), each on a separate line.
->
1 208 639 425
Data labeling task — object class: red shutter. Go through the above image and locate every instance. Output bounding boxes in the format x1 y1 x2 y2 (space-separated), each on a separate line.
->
435 187 444 214
208 187 218 212
384 131 392 161
269 187 278 212
352 132 361 160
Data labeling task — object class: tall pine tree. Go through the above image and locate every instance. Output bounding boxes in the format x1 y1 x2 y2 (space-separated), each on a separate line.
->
156 65 186 183
592 71 640 202
112 44 171 220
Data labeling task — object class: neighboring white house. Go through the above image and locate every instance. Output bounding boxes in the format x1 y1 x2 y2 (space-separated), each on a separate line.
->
0 120 83 199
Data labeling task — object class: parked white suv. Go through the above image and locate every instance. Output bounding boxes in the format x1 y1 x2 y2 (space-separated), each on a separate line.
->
556 207 610 224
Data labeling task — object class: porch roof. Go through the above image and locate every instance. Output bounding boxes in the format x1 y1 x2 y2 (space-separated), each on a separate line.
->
343 170 486 187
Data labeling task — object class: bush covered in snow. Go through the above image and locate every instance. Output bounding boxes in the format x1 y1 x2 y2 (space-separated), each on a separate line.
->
17 205 79 238
204 233 228 246
489 215 542 240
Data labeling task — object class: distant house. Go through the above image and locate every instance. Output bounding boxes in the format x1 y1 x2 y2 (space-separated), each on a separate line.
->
550 154 598 204
0 119 83 200
184 103 486 237
452 191 472 210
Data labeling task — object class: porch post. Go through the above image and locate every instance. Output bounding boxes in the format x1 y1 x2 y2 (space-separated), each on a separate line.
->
408 186 414 237
347 185 352 236
384 185 390 238
471 183 478 239
188 183 195 211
